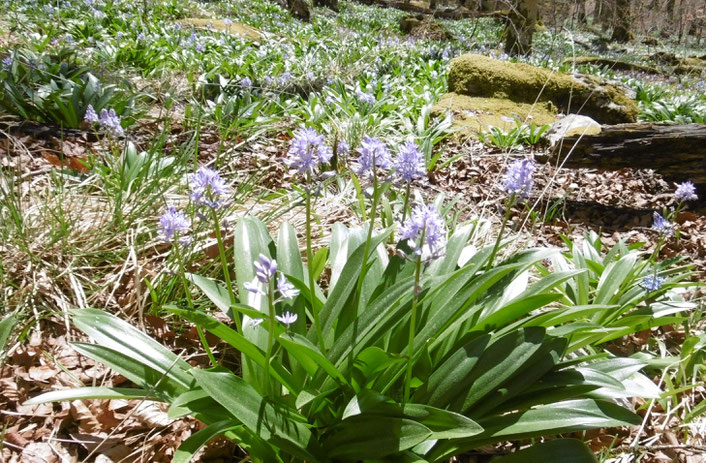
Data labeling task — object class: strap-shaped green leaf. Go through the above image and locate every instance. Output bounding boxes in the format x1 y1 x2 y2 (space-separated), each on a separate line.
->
278 332 348 385
24 387 150 405
173 420 240 463
190 369 322 461
492 439 596 463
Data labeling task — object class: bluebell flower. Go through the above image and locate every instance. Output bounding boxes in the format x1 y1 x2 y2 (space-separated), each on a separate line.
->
278 72 293 85
643 275 666 292
137 32 145 41
195 42 205 52
275 311 297 328
285 127 332 176
190 166 229 208
395 140 425 183
254 254 278 284
240 76 252 89
399 203 446 261
98 108 124 137
355 89 376 105
652 212 674 236
224 18 233 26
675 181 698 202
502 159 536 198
337 140 349 155
2 56 13 70
159 207 189 243
354 136 391 178
84 105 99 123
277 273 299 299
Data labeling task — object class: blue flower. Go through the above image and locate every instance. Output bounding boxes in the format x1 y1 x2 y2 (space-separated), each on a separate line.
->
190 166 229 208
2 56 13 70
502 159 536 197
277 273 299 299
337 140 349 155
285 127 332 176
84 105 99 123
355 89 376 105
652 212 674 236
275 311 297 328
675 181 698 202
643 275 666 292
354 136 391 178
240 76 252 89
399 203 446 261
278 72 293 85
98 108 124 137
395 140 425 183
254 254 278 284
224 18 233 26
159 207 189 243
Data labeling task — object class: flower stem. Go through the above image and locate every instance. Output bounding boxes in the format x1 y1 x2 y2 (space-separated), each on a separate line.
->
305 174 325 353
487 194 515 271
264 282 276 396
174 242 217 367
211 208 242 333
404 239 424 405
401 181 412 222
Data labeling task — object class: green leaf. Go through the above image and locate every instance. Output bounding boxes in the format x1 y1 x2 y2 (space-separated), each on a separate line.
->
323 415 432 460
594 253 638 306
0 312 17 354
187 273 233 317
311 247 329 280
278 332 348 385
492 439 596 463
173 420 240 463
24 387 150 405
190 369 322 461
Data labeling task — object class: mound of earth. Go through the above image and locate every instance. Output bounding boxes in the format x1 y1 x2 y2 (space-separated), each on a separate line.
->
446 54 639 124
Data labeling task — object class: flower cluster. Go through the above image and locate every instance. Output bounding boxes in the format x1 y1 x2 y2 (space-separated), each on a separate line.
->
399 203 446 261
355 90 376 105
354 136 391 178
643 275 666 292
675 181 698 202
652 212 674 236
159 207 190 244
502 159 536 198
244 254 300 301
240 76 252 89
2 56 12 70
84 105 124 137
337 140 349 156
190 166 229 209
395 140 425 183
284 127 332 176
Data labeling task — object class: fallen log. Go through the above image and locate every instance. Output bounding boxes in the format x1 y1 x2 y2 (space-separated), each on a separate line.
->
355 0 506 19
538 123 706 185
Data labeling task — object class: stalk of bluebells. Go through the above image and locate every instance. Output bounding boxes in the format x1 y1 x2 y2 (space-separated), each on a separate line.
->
399 203 446 262
652 212 674 236
643 275 666 292
675 181 698 202
337 140 349 156
84 105 124 137
395 140 425 184
275 312 298 328
159 207 191 245
354 136 391 179
502 159 536 198
355 89 376 105
284 127 332 177
190 166 229 209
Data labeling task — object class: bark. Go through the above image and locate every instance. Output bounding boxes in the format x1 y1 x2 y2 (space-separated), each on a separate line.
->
504 0 539 56
611 0 633 42
539 123 706 185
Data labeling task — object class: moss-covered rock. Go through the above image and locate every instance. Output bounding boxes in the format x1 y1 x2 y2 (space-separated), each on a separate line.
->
431 93 558 138
447 54 639 124
562 56 660 75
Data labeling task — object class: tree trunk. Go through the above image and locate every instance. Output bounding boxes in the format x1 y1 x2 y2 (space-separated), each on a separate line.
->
313 0 339 11
287 0 312 21
575 0 587 25
611 0 633 42
539 123 706 185
598 0 613 31
504 0 538 56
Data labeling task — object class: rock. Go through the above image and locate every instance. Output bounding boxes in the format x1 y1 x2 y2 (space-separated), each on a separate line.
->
546 114 601 146
447 54 639 124
399 14 424 33
562 56 660 75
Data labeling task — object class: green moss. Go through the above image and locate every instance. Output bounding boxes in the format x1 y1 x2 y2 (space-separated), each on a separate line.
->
563 56 660 74
447 54 638 124
431 93 558 139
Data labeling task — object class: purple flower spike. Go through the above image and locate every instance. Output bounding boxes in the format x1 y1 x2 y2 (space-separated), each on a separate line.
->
84 104 99 123
285 127 332 176
159 207 189 243
254 254 278 284
190 166 229 208
643 275 666 292
652 212 674 236
355 136 391 178
275 311 298 328
337 140 349 156
244 279 265 295
675 181 698 202
399 203 446 261
502 159 536 198
395 140 425 183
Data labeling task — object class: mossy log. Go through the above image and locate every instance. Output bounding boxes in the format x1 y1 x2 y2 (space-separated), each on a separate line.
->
448 54 639 124
356 0 506 19
538 123 706 184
